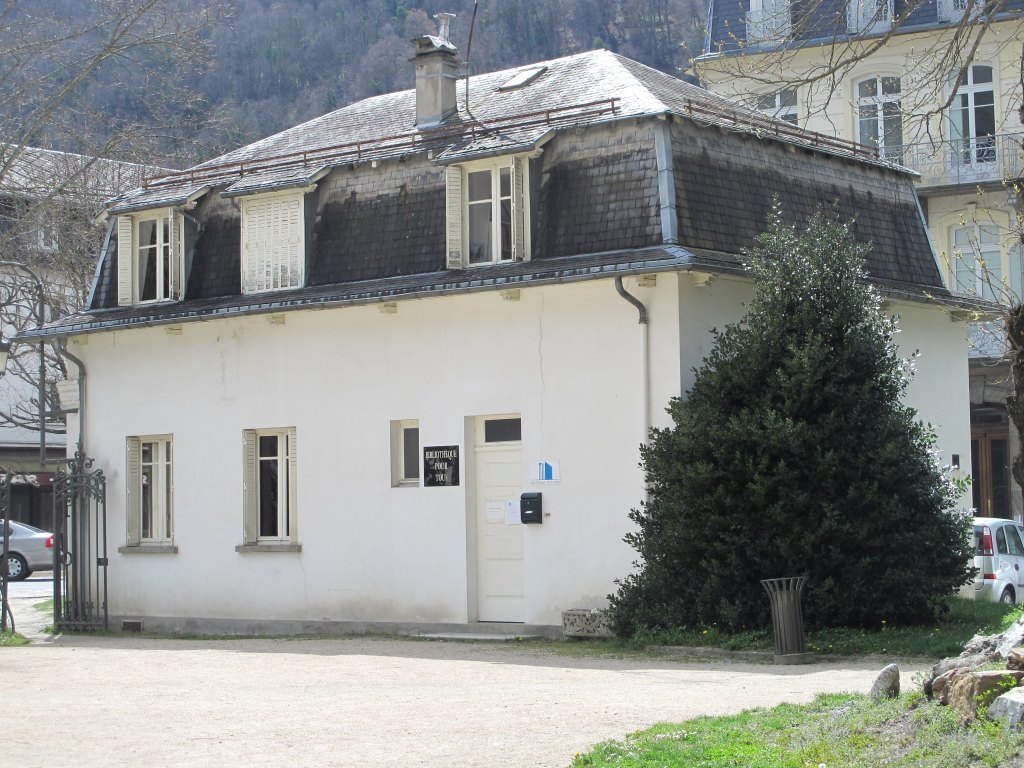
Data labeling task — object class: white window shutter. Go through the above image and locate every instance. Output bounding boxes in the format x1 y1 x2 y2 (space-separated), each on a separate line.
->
242 201 259 294
287 427 298 542
242 430 258 544
125 437 141 546
169 212 182 299
285 198 303 288
116 216 134 306
511 157 528 261
241 194 303 293
445 166 464 269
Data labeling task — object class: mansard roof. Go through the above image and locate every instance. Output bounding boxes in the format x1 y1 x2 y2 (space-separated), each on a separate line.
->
108 48 895 215
23 48 984 340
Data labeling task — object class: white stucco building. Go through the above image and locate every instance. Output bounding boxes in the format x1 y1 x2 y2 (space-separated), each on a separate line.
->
28 29 978 635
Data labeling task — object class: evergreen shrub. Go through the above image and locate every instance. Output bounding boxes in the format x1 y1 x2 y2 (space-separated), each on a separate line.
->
609 205 973 635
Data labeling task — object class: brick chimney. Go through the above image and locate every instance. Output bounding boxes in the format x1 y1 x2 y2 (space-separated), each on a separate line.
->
412 13 459 129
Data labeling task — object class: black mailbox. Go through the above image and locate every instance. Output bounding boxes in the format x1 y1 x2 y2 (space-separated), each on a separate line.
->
520 492 542 524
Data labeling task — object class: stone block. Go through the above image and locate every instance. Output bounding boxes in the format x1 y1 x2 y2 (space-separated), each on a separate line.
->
870 664 900 700
948 670 1024 721
1008 648 1024 671
988 687 1024 730
931 668 969 704
561 609 612 638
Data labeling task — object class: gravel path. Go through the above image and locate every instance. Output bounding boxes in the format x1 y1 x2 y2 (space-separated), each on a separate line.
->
4 618 930 768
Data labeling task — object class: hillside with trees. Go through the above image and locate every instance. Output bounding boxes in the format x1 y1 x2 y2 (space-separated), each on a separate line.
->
12 0 706 168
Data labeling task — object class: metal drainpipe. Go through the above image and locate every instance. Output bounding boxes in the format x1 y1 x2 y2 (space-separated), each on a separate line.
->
55 337 85 458
614 275 650 460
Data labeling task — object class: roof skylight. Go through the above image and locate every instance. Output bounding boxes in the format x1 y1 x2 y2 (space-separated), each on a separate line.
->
498 66 548 91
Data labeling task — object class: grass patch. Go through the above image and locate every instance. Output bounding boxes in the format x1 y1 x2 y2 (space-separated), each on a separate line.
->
571 692 1024 767
1 629 28 646
33 598 53 614
631 597 1023 658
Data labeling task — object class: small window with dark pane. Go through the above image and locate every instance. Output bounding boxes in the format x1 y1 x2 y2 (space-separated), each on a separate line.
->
392 419 421 486
484 418 522 443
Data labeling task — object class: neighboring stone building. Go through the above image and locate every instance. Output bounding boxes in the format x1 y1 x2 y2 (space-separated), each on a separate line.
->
26 25 976 634
695 0 1024 520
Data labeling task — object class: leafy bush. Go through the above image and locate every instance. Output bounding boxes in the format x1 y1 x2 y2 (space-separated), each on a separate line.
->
609 205 973 635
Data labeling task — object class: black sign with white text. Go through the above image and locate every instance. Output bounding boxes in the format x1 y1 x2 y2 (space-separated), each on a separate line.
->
423 445 460 487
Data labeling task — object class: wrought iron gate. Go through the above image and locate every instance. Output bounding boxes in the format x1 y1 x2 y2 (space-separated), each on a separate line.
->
53 451 107 631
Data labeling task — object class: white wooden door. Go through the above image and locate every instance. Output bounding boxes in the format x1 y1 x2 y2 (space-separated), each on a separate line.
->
475 417 523 622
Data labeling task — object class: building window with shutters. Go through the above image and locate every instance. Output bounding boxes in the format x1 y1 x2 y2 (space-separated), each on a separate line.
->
240 191 305 294
119 435 176 554
444 156 530 269
116 209 184 306
237 427 300 552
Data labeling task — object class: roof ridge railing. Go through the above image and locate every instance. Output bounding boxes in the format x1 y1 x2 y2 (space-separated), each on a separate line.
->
679 98 882 160
142 98 621 190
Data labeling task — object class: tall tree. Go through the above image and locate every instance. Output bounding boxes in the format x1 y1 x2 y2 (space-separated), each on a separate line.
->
0 0 219 436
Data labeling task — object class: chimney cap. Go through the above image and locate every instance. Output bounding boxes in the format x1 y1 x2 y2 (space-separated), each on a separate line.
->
412 11 457 55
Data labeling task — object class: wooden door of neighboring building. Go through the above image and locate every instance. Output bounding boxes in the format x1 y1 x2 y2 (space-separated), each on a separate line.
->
972 406 1011 519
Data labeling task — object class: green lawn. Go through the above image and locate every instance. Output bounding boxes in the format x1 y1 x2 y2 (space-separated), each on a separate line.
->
0 629 28 646
629 597 1023 658
571 692 1024 768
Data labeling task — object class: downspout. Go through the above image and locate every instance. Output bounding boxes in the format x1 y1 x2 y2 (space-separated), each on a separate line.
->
615 275 650 464
55 337 85 458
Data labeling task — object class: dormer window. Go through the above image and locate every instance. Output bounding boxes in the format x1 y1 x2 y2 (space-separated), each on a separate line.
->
445 156 530 269
117 209 183 306
848 0 893 35
240 190 305 293
746 0 792 45
938 0 976 22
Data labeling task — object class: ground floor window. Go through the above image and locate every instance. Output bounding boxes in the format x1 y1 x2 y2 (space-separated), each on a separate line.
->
125 435 173 546
391 419 420 487
242 427 298 545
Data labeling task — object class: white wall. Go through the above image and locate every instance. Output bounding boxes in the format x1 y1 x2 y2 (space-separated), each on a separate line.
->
70 274 681 628
67 270 971 630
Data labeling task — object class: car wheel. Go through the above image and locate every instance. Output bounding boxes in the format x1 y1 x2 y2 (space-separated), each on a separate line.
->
1001 588 1016 606
6 553 29 581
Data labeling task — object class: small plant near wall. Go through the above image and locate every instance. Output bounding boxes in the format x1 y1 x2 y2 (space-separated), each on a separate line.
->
609 202 974 636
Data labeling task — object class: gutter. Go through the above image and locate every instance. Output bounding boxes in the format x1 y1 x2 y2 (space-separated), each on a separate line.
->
614 275 650 458
55 337 85 458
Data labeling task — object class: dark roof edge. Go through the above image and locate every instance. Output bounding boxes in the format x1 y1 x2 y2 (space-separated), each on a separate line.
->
21 247 697 341
22 246 981 341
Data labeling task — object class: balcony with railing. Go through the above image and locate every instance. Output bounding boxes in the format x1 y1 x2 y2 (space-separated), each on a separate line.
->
895 133 1023 191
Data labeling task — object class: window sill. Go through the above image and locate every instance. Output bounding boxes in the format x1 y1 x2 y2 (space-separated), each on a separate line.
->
118 544 178 554
234 543 302 553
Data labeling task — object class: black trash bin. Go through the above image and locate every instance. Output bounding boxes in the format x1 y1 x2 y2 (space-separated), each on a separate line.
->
761 576 807 658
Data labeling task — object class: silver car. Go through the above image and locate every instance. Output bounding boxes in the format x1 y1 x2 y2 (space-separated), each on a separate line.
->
962 517 1024 604
2 520 54 581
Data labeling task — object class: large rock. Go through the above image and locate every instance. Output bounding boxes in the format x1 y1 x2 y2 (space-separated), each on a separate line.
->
870 664 900 700
948 670 1024 721
1008 648 1024 671
988 687 1024 730
925 653 997 697
931 668 971 705
996 619 1024 659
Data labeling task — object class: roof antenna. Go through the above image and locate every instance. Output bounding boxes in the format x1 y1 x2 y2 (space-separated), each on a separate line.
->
464 0 479 118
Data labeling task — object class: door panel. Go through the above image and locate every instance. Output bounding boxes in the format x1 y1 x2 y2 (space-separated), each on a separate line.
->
474 418 523 623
